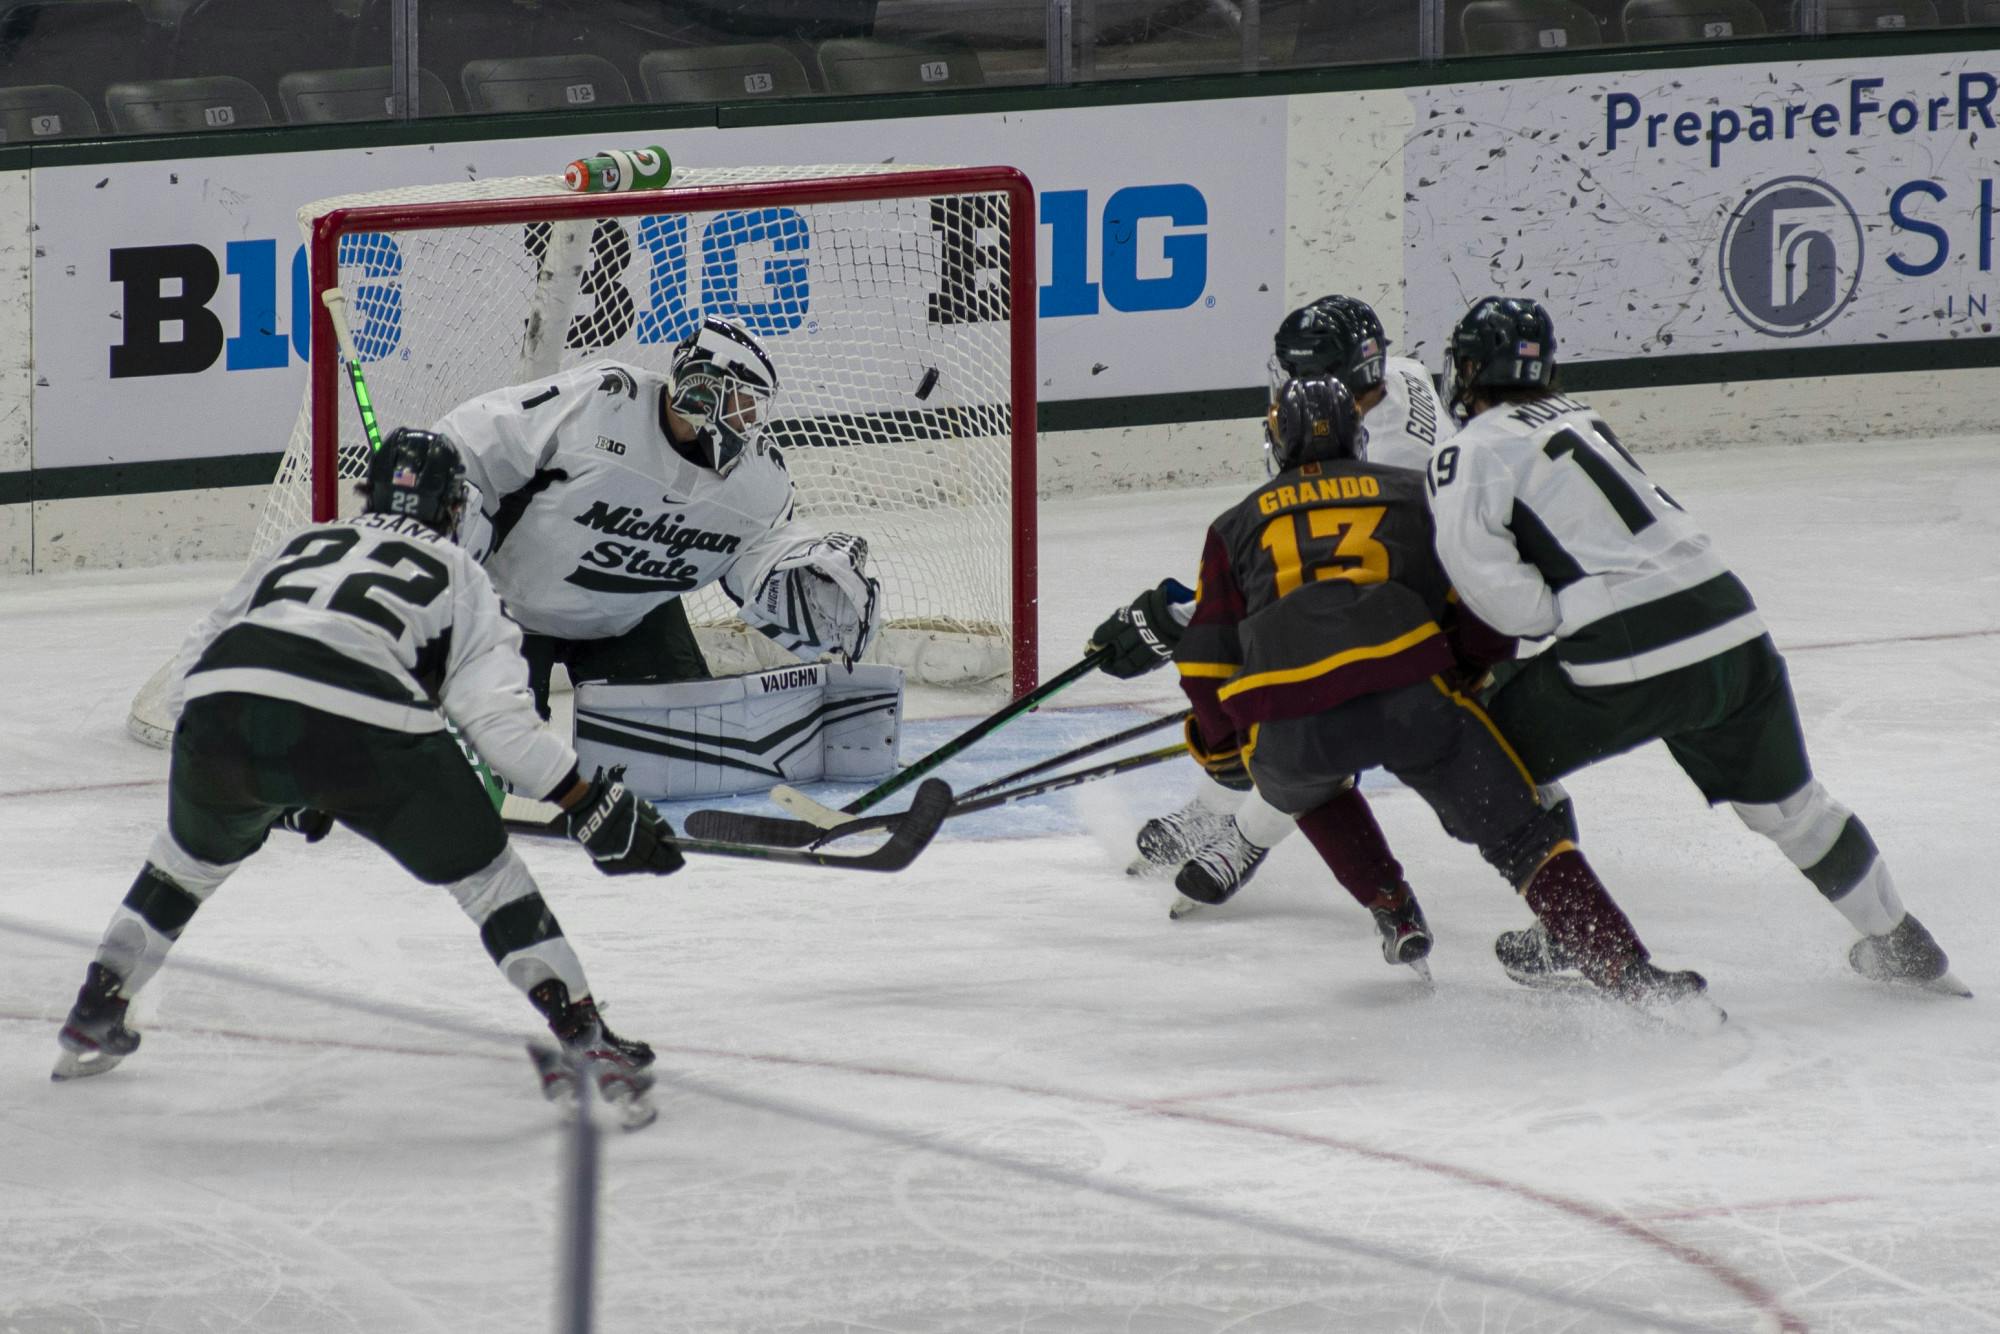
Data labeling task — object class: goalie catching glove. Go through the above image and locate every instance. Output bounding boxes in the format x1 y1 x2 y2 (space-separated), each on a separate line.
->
565 767 685 875
747 532 883 663
1087 579 1195 679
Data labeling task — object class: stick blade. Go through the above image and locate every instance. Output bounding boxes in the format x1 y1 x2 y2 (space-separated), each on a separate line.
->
684 808 828 847
770 785 849 829
837 777 954 871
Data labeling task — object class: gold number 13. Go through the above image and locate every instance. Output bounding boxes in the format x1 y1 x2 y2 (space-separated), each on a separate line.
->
1259 505 1391 598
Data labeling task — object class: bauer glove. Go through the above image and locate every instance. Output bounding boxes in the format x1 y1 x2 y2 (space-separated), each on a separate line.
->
1086 578 1195 679
1184 717 1253 793
567 767 685 876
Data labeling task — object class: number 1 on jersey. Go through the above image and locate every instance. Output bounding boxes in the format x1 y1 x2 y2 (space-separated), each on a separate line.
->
1259 505 1391 598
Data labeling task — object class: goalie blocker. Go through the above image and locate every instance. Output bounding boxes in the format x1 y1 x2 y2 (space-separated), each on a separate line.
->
573 661 904 800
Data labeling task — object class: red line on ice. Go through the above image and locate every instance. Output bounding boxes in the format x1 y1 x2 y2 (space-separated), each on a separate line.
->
0 1008 1808 1331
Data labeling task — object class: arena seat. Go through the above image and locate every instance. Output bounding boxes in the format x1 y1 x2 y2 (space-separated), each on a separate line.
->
460 53 632 113
278 65 456 123
1622 0 1768 38
353 0 549 91
1809 0 1940 28
0 1 159 118
638 43 815 103
1964 0 2000 21
1290 0 1422 64
167 0 357 111
814 38 985 94
1458 0 1608 51
105 74 272 133
0 82 100 141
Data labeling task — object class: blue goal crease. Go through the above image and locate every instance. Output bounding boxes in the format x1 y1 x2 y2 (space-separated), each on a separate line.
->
649 707 1404 844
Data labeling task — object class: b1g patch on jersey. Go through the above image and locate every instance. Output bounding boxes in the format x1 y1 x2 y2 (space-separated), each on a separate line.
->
594 435 627 456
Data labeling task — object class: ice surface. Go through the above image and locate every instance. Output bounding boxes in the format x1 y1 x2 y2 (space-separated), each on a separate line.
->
2 438 1997 1333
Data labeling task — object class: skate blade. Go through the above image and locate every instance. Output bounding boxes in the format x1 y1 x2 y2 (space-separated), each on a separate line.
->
1168 894 1207 920
1128 855 1176 880
1897 969 1973 999
1404 958 1435 986
51 1046 125 1082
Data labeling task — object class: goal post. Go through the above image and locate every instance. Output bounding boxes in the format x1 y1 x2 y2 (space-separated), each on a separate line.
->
129 163 1039 747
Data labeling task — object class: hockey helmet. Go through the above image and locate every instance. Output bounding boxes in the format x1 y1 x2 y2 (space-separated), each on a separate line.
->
1443 296 1557 423
667 316 779 478
366 428 468 537
1268 295 1390 410
1266 374 1366 474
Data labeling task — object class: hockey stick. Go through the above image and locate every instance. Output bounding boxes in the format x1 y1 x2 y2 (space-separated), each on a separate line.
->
688 742 1189 848
513 777 953 872
322 288 506 809
770 646 1113 829
957 709 1189 802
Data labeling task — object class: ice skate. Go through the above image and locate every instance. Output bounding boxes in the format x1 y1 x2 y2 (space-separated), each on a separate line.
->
1850 914 1970 997
1592 955 1726 1032
1130 796 1232 879
1494 920 1579 987
1371 887 1433 984
529 980 658 1130
51 963 141 1082
1170 819 1268 916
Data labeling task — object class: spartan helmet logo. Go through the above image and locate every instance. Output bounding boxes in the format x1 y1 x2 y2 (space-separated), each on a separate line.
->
667 317 780 476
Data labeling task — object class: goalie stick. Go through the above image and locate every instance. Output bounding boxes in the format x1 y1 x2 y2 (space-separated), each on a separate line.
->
687 742 1190 848
771 646 1113 829
512 777 954 871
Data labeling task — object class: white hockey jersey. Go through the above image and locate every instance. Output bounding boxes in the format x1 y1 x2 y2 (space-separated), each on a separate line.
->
434 360 811 644
164 513 576 801
1362 355 1451 471
1427 393 1765 687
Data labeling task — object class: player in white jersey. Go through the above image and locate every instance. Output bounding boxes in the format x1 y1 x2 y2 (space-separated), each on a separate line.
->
1100 295 1461 928
52 430 686 1098
1428 296 1961 995
434 316 882 716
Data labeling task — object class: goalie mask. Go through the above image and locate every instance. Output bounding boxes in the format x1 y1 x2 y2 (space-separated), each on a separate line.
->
1443 296 1557 424
1265 375 1365 474
365 428 468 538
666 316 779 478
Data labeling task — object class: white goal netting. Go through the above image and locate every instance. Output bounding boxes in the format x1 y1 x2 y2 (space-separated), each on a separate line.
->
129 164 1034 747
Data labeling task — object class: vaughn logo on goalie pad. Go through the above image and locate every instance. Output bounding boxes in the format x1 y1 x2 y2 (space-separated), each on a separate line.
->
573 662 903 800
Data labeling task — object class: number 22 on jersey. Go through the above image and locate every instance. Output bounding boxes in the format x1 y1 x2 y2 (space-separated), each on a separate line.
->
1258 505 1390 598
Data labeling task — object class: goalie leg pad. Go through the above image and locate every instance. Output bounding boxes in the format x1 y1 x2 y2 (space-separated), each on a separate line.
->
573 662 904 800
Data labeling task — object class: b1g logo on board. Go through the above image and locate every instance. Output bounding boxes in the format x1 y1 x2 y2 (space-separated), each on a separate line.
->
1718 177 1865 338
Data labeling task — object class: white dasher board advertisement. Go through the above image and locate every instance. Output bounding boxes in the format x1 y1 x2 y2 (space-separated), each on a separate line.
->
30 99 1284 470
1401 51 2000 367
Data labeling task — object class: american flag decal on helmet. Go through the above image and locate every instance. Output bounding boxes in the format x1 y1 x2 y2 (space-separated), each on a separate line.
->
393 464 418 487
1516 340 1542 357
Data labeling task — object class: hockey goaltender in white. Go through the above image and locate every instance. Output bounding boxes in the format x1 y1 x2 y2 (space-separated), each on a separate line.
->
436 315 899 796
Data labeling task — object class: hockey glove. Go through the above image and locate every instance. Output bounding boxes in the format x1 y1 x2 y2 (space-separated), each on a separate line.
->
1185 717 1253 792
276 807 333 842
751 532 883 663
1087 579 1195 679
567 768 685 876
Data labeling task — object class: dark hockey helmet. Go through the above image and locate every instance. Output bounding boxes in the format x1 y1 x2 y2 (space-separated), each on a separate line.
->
667 315 779 478
1268 295 1390 407
1265 374 1366 474
1443 296 1557 423
366 428 468 537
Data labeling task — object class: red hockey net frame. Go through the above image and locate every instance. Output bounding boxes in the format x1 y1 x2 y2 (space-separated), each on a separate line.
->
302 167 1040 694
